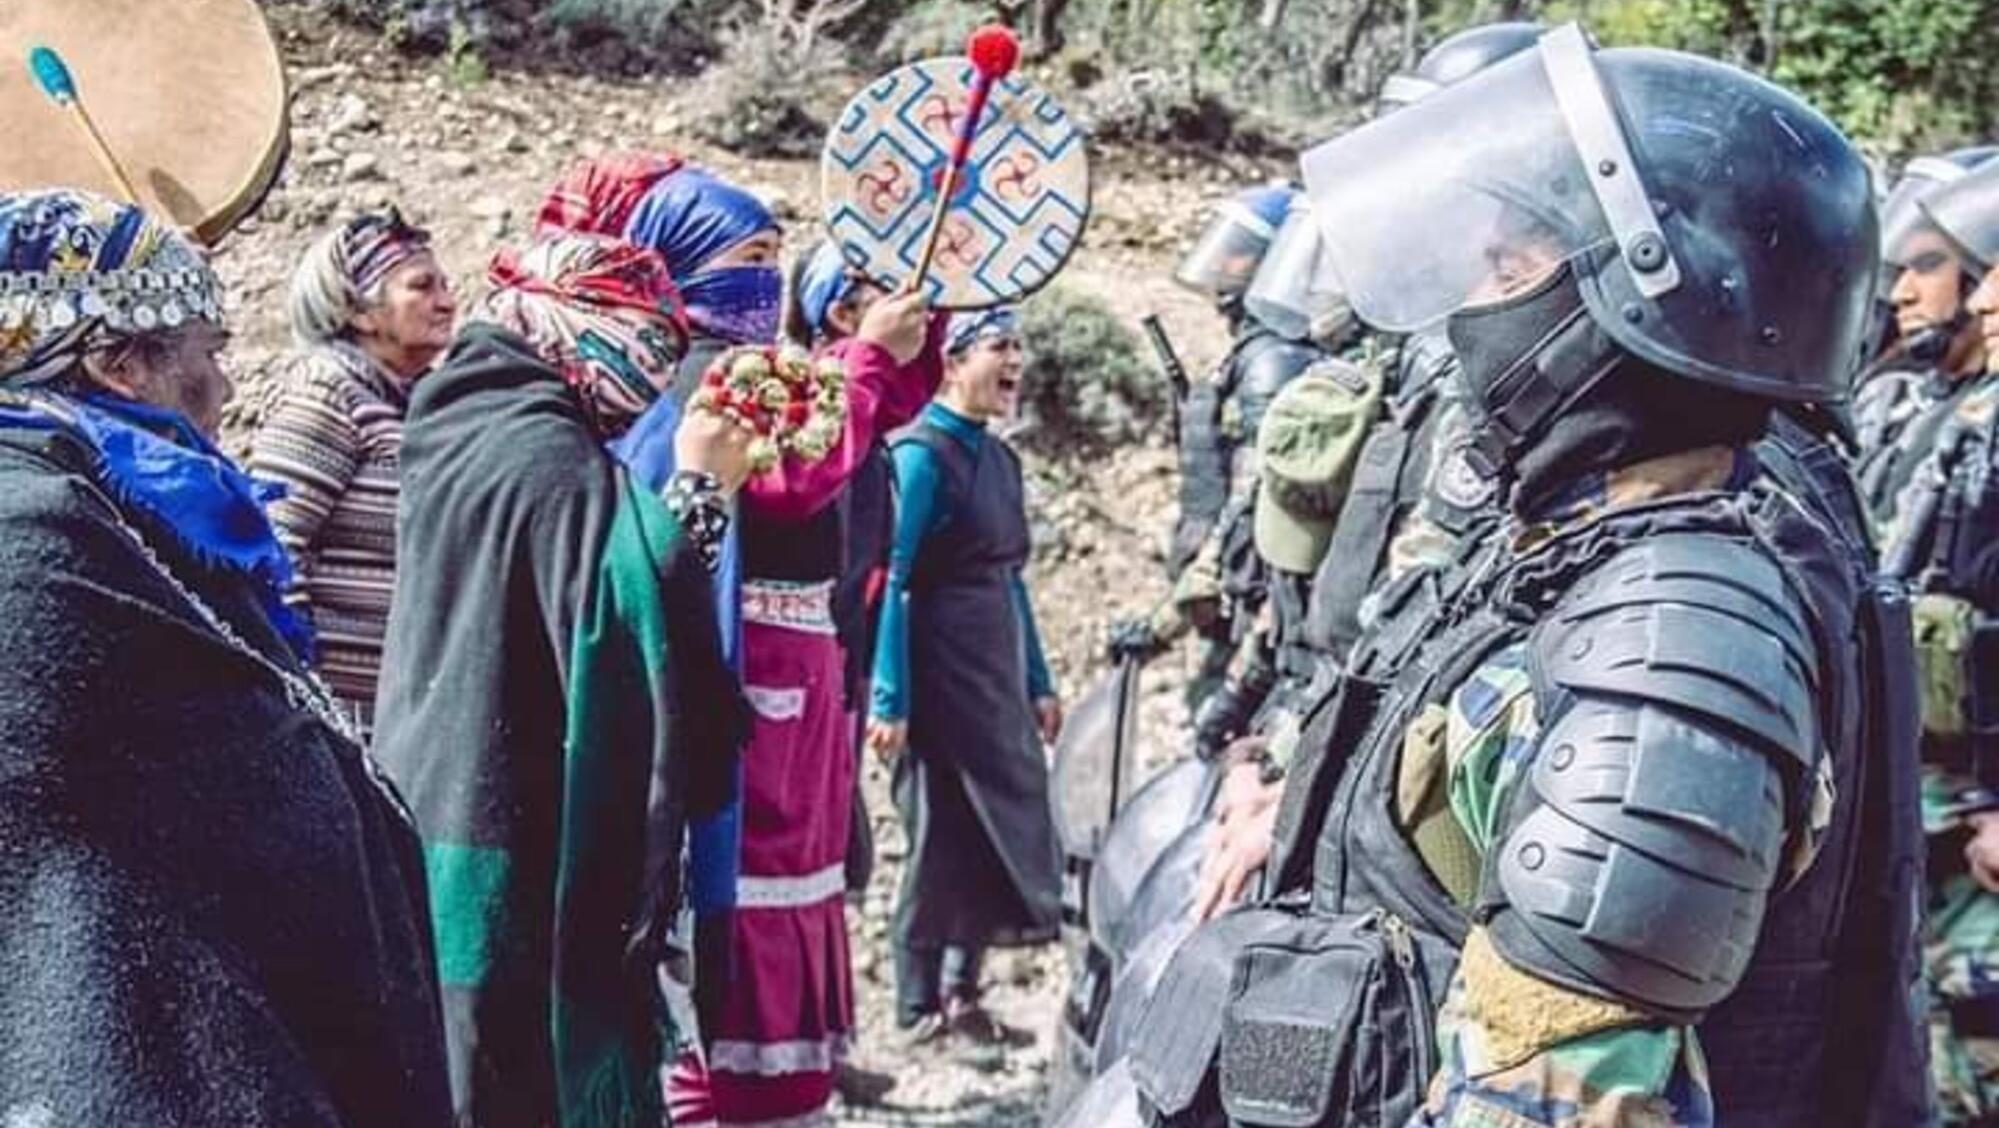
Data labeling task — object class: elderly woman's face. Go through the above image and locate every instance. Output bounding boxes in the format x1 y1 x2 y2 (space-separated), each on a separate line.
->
353 251 457 377
86 322 235 439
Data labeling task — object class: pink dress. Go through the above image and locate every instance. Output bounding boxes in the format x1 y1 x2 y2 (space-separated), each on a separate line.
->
700 322 943 1127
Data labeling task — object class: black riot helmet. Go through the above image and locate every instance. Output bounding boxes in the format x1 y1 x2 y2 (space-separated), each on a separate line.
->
1376 21 1545 113
1173 184 1296 305
1302 24 1877 419
1918 158 1999 275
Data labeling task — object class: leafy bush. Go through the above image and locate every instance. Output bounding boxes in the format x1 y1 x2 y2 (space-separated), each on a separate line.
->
682 26 849 157
1016 286 1170 457
875 0 988 64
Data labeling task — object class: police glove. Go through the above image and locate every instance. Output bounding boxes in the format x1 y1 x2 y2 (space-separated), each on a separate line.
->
1105 618 1163 665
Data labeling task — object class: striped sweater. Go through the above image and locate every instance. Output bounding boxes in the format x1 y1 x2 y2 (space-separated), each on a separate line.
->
248 343 411 725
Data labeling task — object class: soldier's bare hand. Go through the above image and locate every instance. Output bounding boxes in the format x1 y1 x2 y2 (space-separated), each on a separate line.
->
1191 761 1282 922
1966 813 1999 893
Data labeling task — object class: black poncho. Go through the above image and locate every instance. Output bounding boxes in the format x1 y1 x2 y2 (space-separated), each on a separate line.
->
0 414 451 1124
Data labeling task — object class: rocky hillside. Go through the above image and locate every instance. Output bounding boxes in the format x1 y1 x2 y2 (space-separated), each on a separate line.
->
216 7 1262 1122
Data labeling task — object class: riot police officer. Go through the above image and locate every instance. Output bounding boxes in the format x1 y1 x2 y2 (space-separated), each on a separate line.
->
1188 24 1551 920
1122 26 1924 1127
1856 147 1998 494
1109 185 1333 723
1873 161 1999 1126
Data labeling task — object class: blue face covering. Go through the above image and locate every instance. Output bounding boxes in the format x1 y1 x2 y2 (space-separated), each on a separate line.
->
678 265 784 345
624 171 784 345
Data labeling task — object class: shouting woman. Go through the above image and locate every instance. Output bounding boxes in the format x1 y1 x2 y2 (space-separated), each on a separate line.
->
867 307 1064 1047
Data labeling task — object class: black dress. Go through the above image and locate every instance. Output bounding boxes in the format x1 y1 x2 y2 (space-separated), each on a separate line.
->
889 411 1061 956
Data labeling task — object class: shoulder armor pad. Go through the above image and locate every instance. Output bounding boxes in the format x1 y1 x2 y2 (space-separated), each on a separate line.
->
1488 692 1786 1018
1531 532 1821 769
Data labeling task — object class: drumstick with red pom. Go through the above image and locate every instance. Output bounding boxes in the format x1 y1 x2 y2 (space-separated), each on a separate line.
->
28 46 142 204
903 24 1021 296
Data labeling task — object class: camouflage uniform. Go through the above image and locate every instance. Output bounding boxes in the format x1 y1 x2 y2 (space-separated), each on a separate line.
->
1872 374 1999 1124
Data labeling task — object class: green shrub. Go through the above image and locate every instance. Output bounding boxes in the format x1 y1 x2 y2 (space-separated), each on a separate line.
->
1016 286 1170 457
682 26 849 157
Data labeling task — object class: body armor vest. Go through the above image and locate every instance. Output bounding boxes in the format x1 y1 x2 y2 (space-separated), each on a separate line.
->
1270 446 1926 1126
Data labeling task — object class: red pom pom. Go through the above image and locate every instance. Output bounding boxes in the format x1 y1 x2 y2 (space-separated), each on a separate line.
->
785 401 811 427
966 25 1020 79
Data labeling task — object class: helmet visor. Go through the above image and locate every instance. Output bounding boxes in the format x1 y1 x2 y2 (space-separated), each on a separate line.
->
1300 35 1628 332
1244 201 1347 340
1174 199 1281 297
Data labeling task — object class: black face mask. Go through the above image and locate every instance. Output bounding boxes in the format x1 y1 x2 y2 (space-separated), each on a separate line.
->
1901 314 1966 366
1445 262 1622 480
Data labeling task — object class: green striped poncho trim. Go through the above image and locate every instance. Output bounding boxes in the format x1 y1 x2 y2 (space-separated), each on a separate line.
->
426 476 687 1128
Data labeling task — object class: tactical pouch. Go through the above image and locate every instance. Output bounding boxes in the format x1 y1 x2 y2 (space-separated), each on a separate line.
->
1129 905 1452 1128
1971 616 1999 787
1912 593 1976 740
1130 905 1318 1125
1217 912 1448 1128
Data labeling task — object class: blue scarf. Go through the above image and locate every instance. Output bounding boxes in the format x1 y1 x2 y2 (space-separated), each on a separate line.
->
624 171 783 345
676 266 782 345
946 306 1022 355
798 241 858 339
0 390 315 662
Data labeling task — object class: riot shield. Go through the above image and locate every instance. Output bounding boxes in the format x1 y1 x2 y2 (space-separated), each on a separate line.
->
1105 817 1210 963
1051 657 1141 862
1046 1057 1148 1128
1086 755 1221 954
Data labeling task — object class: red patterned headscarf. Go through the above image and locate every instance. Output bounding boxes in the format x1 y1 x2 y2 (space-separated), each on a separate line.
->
474 233 689 437
535 152 685 240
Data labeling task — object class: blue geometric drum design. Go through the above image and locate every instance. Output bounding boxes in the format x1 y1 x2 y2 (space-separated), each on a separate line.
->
821 57 1092 310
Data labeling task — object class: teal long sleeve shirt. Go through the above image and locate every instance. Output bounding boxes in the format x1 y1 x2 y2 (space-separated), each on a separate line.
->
869 402 1054 722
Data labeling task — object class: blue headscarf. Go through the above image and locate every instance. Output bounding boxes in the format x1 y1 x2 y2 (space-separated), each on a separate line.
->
945 306 1023 356
624 171 783 346
797 241 859 339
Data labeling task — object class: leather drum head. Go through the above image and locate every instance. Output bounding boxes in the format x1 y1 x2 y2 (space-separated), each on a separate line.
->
1 0 288 245
821 56 1090 310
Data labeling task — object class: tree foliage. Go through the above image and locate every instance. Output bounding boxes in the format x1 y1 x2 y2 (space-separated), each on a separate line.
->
1424 0 1999 157
319 0 1996 157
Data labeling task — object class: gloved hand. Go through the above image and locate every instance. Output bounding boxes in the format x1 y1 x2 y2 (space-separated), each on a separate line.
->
1193 688 1246 761
1105 617 1163 665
